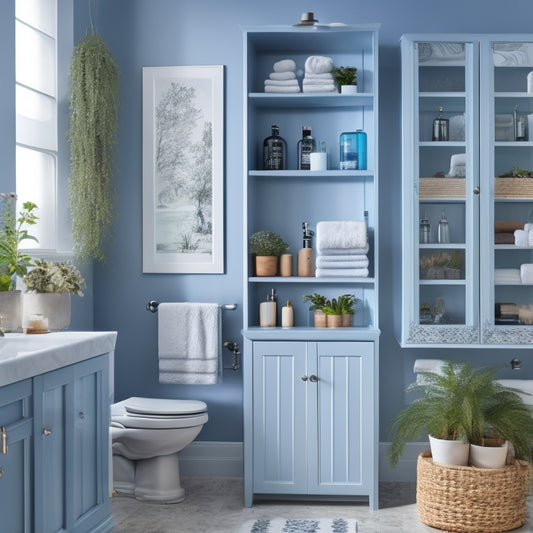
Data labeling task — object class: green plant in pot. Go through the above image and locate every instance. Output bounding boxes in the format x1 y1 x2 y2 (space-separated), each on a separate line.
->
332 66 357 93
323 297 344 328
249 230 288 277
388 360 533 468
303 293 330 328
338 293 358 327
23 260 85 331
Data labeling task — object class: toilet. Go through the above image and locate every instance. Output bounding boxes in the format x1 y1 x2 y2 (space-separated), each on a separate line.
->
110 396 208 503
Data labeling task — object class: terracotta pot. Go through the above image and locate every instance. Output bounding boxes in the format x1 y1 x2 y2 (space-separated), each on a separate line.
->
0 290 22 332
342 313 353 327
429 435 470 466
314 310 326 328
255 256 278 277
326 314 343 328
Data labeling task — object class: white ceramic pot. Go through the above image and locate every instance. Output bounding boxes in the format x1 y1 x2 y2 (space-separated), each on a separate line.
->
429 434 470 466
469 440 508 469
0 290 22 332
341 85 358 94
23 292 71 331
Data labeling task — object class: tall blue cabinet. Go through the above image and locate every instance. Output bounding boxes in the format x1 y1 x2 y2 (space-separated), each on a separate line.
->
401 34 533 347
242 24 380 510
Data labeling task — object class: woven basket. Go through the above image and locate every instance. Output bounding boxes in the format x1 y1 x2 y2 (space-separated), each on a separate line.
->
419 178 466 198
495 178 533 198
417 450 531 533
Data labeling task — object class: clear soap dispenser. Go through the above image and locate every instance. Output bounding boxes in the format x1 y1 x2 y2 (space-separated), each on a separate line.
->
438 211 450 243
420 213 431 243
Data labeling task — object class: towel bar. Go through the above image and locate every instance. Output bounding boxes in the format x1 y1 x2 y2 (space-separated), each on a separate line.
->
146 300 237 313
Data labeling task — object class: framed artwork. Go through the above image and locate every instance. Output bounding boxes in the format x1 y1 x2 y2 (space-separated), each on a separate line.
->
142 65 224 273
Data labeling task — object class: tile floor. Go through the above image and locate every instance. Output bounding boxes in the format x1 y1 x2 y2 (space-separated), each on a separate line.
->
110 477 533 532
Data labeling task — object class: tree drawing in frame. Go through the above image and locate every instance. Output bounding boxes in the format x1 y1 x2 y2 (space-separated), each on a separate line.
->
143 66 224 273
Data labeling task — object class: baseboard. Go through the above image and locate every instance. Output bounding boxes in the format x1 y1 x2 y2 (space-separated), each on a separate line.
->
379 441 428 482
179 441 244 477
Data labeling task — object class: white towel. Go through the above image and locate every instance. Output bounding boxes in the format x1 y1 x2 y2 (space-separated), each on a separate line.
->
495 268 521 284
305 55 334 74
525 223 533 232
303 78 336 85
528 231 533 247
158 302 221 385
316 245 370 256
414 359 445 384
265 86 300 93
273 59 296 72
264 79 299 87
316 254 367 262
316 221 368 253
269 71 296 80
302 84 336 93
316 257 369 269
521 264 533 284
315 267 368 278
515 229 529 247
304 72 334 80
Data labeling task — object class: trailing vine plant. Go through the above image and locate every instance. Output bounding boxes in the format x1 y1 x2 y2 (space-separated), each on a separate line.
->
68 34 119 263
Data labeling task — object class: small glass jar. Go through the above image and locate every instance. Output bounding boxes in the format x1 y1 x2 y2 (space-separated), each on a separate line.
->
420 213 431 243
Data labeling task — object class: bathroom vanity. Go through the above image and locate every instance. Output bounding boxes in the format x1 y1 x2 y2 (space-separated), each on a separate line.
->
0 331 117 533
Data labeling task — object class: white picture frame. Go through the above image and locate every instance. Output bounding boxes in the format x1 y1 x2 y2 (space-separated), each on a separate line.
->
142 65 224 273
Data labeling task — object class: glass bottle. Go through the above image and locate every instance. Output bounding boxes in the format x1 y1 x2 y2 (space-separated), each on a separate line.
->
297 126 316 170
432 106 449 141
339 132 358 170
420 212 431 243
438 211 450 243
263 125 287 170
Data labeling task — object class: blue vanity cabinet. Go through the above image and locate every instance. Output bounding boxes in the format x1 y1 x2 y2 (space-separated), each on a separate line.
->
33 354 111 533
249 340 377 509
0 379 33 533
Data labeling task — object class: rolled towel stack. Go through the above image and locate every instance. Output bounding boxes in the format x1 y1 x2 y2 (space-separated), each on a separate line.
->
513 222 533 247
302 55 336 93
315 221 369 277
264 59 300 93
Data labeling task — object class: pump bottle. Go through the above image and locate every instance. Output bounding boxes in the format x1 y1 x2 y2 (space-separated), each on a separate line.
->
259 289 277 327
298 222 314 277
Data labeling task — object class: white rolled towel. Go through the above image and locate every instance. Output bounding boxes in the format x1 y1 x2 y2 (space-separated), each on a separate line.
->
264 79 299 87
515 229 529 247
305 55 334 74
302 84 336 93
269 71 296 80
304 72 334 80
264 85 300 93
316 221 368 253
521 263 533 284
273 59 296 72
315 267 368 278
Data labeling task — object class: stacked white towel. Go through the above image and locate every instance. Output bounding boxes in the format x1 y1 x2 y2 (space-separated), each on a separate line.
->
495 268 521 284
521 264 533 284
513 223 533 247
264 59 300 93
315 221 369 277
302 55 336 93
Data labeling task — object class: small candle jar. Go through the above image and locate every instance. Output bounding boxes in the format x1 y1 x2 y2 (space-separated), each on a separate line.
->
27 314 49 333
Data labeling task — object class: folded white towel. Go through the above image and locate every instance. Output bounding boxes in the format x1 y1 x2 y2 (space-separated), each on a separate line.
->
515 229 529 247
304 72 334 79
526 223 533 232
273 59 296 72
316 267 368 278
302 84 336 93
305 55 334 74
316 254 367 262
414 359 445 384
303 78 336 85
269 71 296 80
528 231 533 247
495 268 521 284
158 302 221 385
521 264 533 284
317 245 370 256
265 79 299 86
265 85 300 93
316 221 368 253
316 257 369 269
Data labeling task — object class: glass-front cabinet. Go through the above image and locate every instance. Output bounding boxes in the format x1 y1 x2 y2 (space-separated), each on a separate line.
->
401 34 533 347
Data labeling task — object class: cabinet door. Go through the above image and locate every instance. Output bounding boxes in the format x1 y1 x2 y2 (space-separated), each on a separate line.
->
252 341 308 494
34 355 111 533
0 380 33 533
307 342 374 497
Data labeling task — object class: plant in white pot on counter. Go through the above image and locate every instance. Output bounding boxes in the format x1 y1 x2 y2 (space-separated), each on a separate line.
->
249 230 288 277
0 193 38 332
23 259 85 331
332 66 357 94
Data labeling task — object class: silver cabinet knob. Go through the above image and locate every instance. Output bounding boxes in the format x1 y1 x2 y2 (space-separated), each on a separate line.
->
309 375 318 383
0 467 3 478
473 186 480 195
42 428 52 436
301 375 308 382
79 412 86 420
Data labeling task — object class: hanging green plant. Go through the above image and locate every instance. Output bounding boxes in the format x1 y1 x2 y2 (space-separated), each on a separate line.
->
68 34 119 263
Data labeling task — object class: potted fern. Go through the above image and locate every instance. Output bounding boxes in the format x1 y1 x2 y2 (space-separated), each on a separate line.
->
23 260 85 331
249 231 288 276
303 293 330 328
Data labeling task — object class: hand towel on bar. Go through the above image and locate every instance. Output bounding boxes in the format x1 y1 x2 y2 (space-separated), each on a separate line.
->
269 71 296 80
304 55 334 74
316 221 368 254
315 267 369 278
521 264 533 284
158 302 221 385
265 85 300 93
273 59 296 72
315 256 369 269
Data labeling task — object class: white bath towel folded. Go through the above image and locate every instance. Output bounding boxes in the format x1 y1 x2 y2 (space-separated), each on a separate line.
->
316 221 368 253
304 72 334 79
521 264 533 284
525 223 533 232
316 245 370 256
304 55 334 74
316 257 369 269
158 302 221 385
273 59 296 72
264 79 299 87
269 71 296 80
528 231 533 247
316 267 368 278
316 253 367 262
303 78 336 85
265 85 300 93
495 268 521 284
515 229 529 247
302 84 336 93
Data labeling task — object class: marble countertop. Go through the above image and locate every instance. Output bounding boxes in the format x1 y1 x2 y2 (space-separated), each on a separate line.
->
0 331 117 387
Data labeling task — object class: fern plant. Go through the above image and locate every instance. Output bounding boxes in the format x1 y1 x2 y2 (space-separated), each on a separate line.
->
68 34 119 263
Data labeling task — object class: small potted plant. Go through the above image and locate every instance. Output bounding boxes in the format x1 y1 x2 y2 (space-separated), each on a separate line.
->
322 297 344 328
23 259 85 331
249 230 288 277
338 293 358 327
303 293 330 328
332 66 358 94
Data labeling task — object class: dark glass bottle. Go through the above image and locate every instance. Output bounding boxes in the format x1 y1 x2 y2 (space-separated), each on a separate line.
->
263 125 287 170
297 126 317 170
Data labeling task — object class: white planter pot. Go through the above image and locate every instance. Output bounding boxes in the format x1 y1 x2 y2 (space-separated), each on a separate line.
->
469 441 508 469
341 85 358 94
0 290 22 332
23 292 71 331
429 434 470 466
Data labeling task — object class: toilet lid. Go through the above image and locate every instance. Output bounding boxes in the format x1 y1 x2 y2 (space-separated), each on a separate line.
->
124 397 207 417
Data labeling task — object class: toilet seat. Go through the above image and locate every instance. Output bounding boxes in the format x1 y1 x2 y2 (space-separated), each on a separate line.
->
111 397 208 429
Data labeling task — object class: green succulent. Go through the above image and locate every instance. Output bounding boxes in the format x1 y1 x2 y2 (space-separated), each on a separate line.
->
303 293 330 311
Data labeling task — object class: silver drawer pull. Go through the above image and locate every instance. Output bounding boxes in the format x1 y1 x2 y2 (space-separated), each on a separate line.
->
1 426 6 454
42 428 52 436
309 375 318 383
301 375 308 382
0 467 4 478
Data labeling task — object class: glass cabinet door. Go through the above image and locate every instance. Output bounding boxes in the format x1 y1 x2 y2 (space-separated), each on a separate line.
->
401 38 479 345
481 40 533 344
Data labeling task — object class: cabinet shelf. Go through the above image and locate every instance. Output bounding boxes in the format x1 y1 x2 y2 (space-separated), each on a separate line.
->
249 170 374 179
249 93 374 109
419 279 466 286
249 276 375 284
419 141 466 148
243 326 380 341
420 243 466 249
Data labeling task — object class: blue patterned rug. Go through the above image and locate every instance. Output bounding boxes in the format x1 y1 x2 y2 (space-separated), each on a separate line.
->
237 517 357 533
